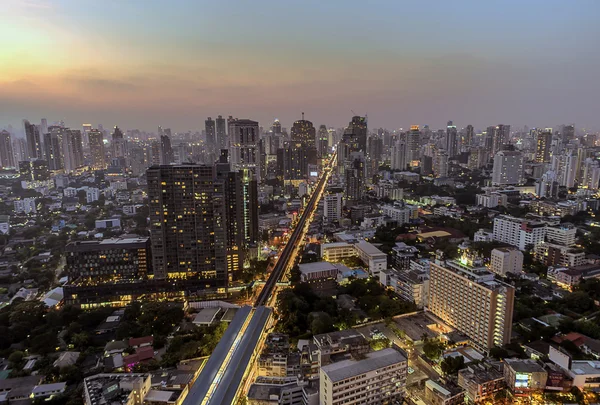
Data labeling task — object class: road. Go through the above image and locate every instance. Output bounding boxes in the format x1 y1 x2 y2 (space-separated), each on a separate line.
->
254 153 337 307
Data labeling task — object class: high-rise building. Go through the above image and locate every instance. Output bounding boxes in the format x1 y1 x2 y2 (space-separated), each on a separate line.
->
323 192 343 224
492 124 511 154
406 126 421 165
278 141 317 180
493 215 546 250
434 149 449 178
23 119 42 160
428 260 514 350
464 124 474 147
216 115 227 150
534 131 552 163
391 140 407 171
582 158 600 190
290 113 316 148
319 348 407 405
561 150 578 188
13 137 27 163
229 118 260 178
147 165 230 288
205 117 216 152
160 134 174 164
112 126 126 158
88 129 106 170
62 129 84 173
271 119 282 135
40 118 48 137
345 152 365 205
490 247 523 277
43 132 62 170
446 121 458 157
343 116 368 152
0 130 15 168
562 124 575 144
317 124 329 157
492 150 523 185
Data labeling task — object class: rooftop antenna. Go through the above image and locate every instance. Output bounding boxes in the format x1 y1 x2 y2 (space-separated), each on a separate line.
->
302 112 304 120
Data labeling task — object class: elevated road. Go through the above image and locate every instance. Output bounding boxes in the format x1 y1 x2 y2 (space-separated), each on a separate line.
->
255 152 337 306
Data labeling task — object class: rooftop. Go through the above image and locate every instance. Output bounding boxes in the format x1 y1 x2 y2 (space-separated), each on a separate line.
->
321 348 407 382
505 358 546 373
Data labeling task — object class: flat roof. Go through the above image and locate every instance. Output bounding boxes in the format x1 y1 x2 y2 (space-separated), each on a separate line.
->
571 360 600 375
322 242 353 248
298 261 337 274
320 348 406 383
193 308 221 325
355 240 386 256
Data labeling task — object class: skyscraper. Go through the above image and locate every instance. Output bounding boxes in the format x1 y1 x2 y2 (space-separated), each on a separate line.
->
446 121 458 157
290 113 316 148
492 124 511 154
345 152 365 205
405 126 421 165
0 130 15 168
89 129 106 170
562 124 575 144
43 131 62 170
112 126 126 158
464 124 474 147
229 118 260 178
160 134 174 164
343 116 368 152
391 140 407 171
23 119 42 160
317 124 329 157
278 141 317 180
534 131 552 163
205 117 216 152
492 149 523 186
271 119 282 135
62 129 84 173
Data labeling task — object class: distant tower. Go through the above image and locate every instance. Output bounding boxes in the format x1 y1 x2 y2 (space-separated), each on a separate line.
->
62 129 84 173
534 131 552 163
160 132 174 165
216 115 227 150
290 113 316 148
205 117 216 152
446 121 458 157
89 129 106 170
0 130 15 168
23 119 42 160
112 126 126 158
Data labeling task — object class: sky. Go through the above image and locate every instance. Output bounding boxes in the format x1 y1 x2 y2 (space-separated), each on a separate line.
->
1 0 600 134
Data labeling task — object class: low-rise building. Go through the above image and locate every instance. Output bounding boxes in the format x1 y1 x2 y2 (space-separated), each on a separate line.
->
424 380 465 405
490 247 523 276
458 363 505 404
319 348 407 405
321 242 355 262
534 242 586 268
503 358 547 396
354 240 387 277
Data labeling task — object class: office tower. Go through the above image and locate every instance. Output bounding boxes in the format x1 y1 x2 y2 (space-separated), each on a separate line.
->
271 119 282 135
343 116 368 152
160 134 174 164
13 138 27 163
490 247 524 277
317 124 329 157
446 121 458 157
23 119 42 159
345 152 365 205
434 149 449 178
562 124 575 144
205 117 216 152
491 150 523 185
88 129 106 170
319 348 407 405
492 124 511 154
428 260 515 350
391 140 407 171
534 131 552 163
62 129 84 173
464 124 474 147
290 113 316 148
493 215 546 250
40 118 48 137
43 132 62 170
229 118 260 178
0 131 15 168
405 126 421 165
323 192 343 224
147 165 229 287
278 141 317 180
112 126 126 158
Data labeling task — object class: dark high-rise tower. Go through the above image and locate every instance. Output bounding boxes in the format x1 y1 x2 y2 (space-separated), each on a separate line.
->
89 129 106 170
62 129 84 173
112 126 126 158
0 130 15 168
43 132 62 170
290 113 316 148
205 117 216 152
465 124 474 147
160 134 174 164
317 124 329 157
492 124 511 155
562 124 575 144
271 119 282 135
343 116 368 152
215 115 227 151
23 119 42 160
535 131 552 163
446 121 458 157
229 118 260 178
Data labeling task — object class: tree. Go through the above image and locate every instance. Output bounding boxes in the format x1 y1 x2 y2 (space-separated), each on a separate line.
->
8 351 24 367
489 347 510 359
440 355 465 375
423 339 444 360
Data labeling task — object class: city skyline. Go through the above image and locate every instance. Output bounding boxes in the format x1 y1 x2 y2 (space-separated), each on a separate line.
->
2 0 600 132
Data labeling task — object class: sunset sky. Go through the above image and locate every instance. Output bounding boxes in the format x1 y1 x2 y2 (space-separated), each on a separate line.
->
1 0 600 133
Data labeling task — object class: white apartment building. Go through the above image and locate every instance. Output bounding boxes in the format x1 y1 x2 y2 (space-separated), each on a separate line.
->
86 187 101 203
428 260 515 350
381 204 417 225
354 241 387 277
321 242 355 262
14 197 37 214
490 247 523 277
476 192 508 208
474 229 494 243
546 223 577 247
493 215 546 250
319 348 407 405
323 192 343 224
492 150 524 186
